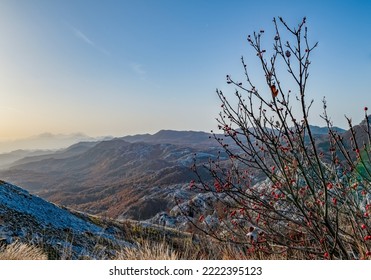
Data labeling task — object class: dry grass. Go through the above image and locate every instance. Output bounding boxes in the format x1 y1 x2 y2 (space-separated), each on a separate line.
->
0 238 344 260
114 234 292 260
116 239 179 260
0 241 47 260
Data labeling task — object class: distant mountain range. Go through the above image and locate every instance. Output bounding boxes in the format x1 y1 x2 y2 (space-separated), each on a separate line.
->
0 132 112 154
306 125 345 135
0 125 353 224
121 129 217 146
0 149 54 169
0 130 225 221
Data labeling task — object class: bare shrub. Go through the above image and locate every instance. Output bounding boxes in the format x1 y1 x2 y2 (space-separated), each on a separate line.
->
190 17 371 260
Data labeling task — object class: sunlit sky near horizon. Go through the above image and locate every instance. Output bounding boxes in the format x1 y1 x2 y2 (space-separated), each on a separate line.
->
0 0 370 141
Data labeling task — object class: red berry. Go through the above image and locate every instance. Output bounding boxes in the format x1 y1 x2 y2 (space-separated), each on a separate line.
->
332 197 337 205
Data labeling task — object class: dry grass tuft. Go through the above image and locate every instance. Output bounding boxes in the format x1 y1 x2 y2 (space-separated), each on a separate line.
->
0 241 47 260
116 239 179 260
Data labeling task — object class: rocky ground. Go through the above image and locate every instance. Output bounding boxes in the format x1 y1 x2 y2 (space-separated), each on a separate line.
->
0 180 133 259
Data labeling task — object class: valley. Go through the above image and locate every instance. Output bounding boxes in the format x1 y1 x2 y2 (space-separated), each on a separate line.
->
0 130 225 223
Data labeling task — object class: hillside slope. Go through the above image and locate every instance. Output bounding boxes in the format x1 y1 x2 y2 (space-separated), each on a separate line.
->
0 136 219 220
0 181 132 259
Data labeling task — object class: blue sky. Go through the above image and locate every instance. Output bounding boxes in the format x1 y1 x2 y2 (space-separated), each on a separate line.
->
0 0 370 140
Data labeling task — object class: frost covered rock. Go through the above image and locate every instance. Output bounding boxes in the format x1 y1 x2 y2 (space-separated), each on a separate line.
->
0 181 132 259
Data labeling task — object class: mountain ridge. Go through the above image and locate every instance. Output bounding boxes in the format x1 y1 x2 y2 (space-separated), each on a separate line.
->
0 125 350 224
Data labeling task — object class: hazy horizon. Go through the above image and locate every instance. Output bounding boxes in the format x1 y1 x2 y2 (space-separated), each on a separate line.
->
0 122 351 154
0 0 370 142
0 128 211 153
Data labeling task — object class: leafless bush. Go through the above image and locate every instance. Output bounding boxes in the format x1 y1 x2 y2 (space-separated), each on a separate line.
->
191 17 371 260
